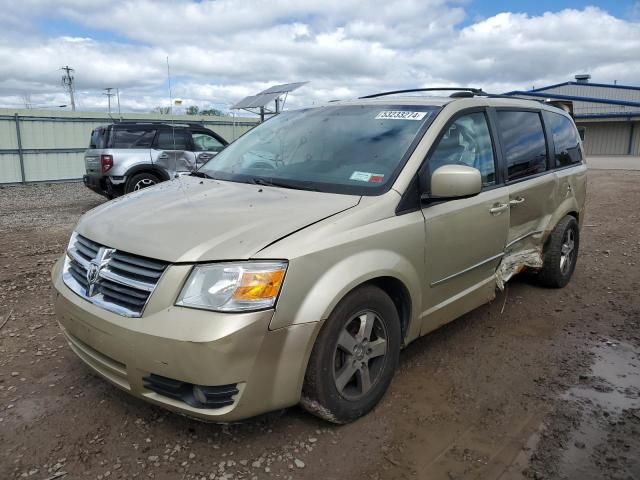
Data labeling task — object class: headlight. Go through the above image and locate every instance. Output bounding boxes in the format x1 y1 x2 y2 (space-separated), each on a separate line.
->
176 261 288 312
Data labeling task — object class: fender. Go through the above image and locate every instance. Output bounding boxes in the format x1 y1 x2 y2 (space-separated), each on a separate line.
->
123 163 171 182
270 249 423 341
548 196 580 235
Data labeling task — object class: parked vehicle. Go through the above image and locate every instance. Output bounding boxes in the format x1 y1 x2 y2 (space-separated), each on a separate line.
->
83 122 228 197
53 90 586 423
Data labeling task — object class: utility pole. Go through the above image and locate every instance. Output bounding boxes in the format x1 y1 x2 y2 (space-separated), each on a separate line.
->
103 87 115 115
61 66 76 111
116 88 121 117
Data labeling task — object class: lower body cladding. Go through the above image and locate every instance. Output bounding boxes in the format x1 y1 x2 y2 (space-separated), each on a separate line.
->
52 264 321 422
83 174 125 197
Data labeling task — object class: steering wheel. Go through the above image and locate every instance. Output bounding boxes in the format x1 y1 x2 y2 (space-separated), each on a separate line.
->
248 161 276 169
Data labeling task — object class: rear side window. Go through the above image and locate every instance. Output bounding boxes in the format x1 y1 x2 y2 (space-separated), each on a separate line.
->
155 130 190 150
109 128 156 149
545 112 583 167
497 111 548 181
89 128 107 149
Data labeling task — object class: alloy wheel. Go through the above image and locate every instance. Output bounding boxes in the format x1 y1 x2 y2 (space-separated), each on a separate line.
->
560 228 575 274
332 310 388 400
134 178 156 191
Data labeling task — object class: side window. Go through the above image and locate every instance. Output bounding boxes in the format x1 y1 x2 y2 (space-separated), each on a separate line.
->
109 128 156 149
428 112 496 187
192 133 224 152
90 128 107 149
545 112 583 167
497 111 548 181
155 130 190 150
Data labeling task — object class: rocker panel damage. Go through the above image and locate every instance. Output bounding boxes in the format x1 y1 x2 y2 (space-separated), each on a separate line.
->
495 248 544 290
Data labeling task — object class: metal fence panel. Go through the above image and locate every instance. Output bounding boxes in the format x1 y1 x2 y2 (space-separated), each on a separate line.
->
0 109 258 184
0 154 23 183
23 151 86 182
0 117 18 149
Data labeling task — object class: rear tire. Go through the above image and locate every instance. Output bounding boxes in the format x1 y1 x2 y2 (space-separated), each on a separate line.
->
537 216 579 288
301 285 401 424
125 172 159 194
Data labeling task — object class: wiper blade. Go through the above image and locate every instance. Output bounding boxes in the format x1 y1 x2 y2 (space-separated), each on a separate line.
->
189 171 215 179
250 177 320 192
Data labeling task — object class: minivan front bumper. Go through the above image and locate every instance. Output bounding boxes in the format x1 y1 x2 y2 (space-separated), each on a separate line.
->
51 258 320 422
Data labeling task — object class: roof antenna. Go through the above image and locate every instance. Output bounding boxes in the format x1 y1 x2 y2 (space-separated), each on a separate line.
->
166 56 173 114
166 56 179 179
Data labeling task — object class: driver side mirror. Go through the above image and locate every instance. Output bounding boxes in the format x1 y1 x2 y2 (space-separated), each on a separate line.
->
423 164 482 200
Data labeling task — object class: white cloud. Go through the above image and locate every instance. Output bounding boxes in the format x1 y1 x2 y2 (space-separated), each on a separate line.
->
0 1 638 112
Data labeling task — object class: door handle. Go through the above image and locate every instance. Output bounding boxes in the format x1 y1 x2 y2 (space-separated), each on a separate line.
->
509 196 525 206
157 153 169 160
489 203 509 215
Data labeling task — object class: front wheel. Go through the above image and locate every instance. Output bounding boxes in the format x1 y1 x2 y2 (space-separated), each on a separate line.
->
301 285 401 423
537 215 580 288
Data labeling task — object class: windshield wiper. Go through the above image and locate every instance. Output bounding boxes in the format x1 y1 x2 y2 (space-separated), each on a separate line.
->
189 171 215 179
250 177 320 192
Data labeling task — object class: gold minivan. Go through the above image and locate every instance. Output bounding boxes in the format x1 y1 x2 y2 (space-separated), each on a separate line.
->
52 89 586 423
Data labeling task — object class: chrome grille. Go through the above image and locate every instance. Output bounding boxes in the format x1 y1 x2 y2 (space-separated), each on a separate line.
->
62 233 168 317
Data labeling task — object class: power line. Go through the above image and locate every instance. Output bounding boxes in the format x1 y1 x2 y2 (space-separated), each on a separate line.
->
61 66 76 111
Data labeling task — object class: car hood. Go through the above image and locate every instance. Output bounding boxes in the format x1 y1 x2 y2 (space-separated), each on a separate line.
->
76 176 360 262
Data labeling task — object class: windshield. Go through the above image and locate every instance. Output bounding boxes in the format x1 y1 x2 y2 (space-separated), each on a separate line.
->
199 104 440 195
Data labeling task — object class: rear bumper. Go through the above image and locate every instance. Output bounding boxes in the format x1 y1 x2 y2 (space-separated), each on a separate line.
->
83 175 125 197
51 258 320 422
83 174 106 195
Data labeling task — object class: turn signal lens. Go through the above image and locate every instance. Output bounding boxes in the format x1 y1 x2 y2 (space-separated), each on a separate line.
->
233 270 286 301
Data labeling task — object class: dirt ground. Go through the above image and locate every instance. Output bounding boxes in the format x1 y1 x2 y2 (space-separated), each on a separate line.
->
0 170 639 480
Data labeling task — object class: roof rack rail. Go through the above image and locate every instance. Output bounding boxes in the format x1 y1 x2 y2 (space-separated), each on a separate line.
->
482 93 524 100
359 87 486 99
111 121 208 127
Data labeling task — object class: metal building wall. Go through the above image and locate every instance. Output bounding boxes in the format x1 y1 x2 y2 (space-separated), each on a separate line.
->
0 109 258 184
509 83 640 156
539 84 640 116
579 122 632 155
632 122 640 156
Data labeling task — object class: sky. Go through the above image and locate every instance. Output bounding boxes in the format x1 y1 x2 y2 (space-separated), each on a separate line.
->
0 0 639 113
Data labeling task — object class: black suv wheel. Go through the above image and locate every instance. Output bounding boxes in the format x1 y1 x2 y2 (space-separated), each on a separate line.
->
125 172 160 194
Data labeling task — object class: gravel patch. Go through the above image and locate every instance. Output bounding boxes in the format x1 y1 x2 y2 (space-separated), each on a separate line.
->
0 182 104 230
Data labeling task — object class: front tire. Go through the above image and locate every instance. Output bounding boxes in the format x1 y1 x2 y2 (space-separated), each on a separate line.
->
125 172 159 194
301 285 401 424
537 215 579 288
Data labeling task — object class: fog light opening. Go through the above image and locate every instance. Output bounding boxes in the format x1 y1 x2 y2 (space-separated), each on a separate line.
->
193 385 208 404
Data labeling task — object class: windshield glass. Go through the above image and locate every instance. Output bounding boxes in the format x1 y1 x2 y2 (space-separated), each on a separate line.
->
199 104 440 195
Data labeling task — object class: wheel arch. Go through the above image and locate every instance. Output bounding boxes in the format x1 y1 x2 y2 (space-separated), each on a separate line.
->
124 164 171 182
364 276 412 344
544 207 580 252
270 249 422 337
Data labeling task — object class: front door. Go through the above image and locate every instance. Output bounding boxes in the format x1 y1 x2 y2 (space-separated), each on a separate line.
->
151 128 196 175
191 131 226 168
420 110 509 334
